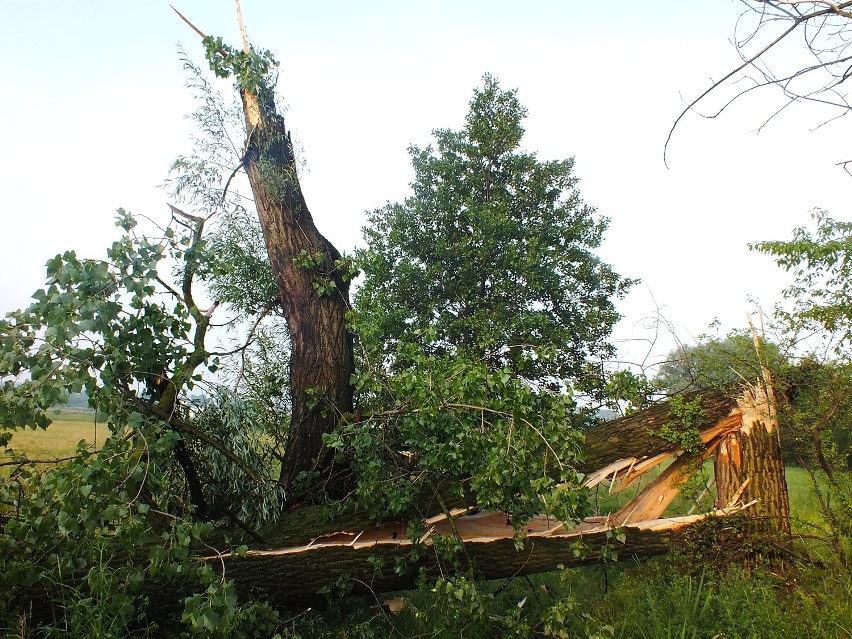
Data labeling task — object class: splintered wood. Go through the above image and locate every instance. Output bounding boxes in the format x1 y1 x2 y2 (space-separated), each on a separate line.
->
197 388 785 607
210 392 756 563
226 506 751 560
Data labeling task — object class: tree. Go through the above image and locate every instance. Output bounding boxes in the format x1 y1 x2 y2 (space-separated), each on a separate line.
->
655 332 786 395
652 330 793 540
752 212 852 560
355 75 632 395
197 36 356 492
0 23 358 631
0 16 801 635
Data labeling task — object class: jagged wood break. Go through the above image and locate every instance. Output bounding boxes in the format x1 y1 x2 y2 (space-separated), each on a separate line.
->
203 387 788 607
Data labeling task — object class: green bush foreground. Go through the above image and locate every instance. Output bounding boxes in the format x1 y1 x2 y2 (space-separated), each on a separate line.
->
4 421 849 638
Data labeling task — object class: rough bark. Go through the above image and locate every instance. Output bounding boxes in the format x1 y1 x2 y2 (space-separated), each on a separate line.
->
715 383 791 536
581 389 738 473
239 91 354 492
216 511 738 608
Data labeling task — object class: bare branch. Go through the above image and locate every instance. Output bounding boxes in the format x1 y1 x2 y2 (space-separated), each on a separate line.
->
666 1 852 165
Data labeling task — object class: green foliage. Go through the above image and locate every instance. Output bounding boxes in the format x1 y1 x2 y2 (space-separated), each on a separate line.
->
355 74 633 395
1 211 195 434
651 395 706 457
181 577 282 639
753 210 852 353
603 369 659 416
167 53 280 323
782 357 852 469
655 331 784 394
206 203 279 317
201 36 278 103
777 359 852 564
1 414 205 635
327 348 590 528
577 559 852 639
0 205 282 630
188 390 286 528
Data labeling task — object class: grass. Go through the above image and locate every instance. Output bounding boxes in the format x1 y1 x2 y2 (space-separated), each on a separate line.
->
3 409 105 460
589 461 832 531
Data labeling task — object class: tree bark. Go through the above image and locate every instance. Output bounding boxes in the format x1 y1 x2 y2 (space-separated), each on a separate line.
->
215 512 730 608
715 383 791 536
581 389 739 473
239 91 354 492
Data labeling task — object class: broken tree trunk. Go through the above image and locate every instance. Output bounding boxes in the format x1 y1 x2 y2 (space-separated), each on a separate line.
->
238 61 354 492
215 509 748 608
199 387 775 608
715 382 791 536
715 325 791 538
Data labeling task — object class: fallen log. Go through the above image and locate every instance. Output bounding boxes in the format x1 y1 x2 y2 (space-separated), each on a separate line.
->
19 386 782 623
216 506 753 608
202 388 765 607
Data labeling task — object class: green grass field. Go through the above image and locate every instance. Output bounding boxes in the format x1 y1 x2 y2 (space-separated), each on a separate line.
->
2 409 106 459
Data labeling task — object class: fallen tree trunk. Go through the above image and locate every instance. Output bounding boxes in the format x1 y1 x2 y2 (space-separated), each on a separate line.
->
19 386 779 621
219 508 750 607
200 389 757 607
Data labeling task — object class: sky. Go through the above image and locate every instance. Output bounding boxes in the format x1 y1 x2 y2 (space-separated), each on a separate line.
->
1 1 849 371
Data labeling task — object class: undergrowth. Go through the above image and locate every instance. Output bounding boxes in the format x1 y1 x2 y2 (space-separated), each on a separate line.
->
211 556 850 639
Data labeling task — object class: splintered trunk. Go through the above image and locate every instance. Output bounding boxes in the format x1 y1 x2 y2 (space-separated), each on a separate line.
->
715 382 791 536
239 91 354 492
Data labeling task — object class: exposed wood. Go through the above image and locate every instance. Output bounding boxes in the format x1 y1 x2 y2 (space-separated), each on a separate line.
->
210 506 754 608
715 322 791 538
715 383 791 536
191 388 766 607
256 389 747 550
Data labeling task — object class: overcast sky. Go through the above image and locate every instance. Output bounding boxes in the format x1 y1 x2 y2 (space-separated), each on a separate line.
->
1 1 849 370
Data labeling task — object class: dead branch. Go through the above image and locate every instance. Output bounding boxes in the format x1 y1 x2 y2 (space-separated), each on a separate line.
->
666 1 852 166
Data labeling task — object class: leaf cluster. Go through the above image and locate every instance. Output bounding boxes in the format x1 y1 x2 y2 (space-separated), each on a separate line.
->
202 36 278 104
327 344 591 530
752 211 852 354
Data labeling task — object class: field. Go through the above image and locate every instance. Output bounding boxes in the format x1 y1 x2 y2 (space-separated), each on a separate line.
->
2 409 105 459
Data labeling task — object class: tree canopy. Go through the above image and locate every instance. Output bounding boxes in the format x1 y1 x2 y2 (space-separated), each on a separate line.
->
654 332 785 395
355 75 632 394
